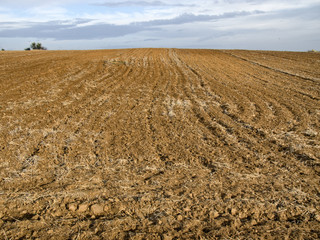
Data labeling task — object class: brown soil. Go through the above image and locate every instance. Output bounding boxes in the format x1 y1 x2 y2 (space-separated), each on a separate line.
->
0 49 319 239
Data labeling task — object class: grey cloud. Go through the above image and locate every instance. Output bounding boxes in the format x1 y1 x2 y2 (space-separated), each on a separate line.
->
274 3 320 20
0 10 264 40
136 10 264 26
0 20 149 40
96 1 195 7
240 3 320 23
144 38 159 41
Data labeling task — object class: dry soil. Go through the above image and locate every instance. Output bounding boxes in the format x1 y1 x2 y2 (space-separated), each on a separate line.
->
0 49 320 239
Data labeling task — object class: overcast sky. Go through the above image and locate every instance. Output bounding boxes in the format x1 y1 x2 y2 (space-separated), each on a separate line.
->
0 0 319 50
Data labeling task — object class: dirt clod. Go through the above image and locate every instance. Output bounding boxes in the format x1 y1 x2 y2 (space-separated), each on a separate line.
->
67 203 78 212
91 204 104 216
177 215 183 221
78 203 89 213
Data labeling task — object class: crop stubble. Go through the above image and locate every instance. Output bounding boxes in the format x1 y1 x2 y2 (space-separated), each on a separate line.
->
0 49 319 239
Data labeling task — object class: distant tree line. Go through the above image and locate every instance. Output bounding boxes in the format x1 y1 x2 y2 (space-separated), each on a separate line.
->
25 42 47 51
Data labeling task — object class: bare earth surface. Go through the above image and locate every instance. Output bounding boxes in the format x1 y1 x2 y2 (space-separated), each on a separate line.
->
0 49 320 239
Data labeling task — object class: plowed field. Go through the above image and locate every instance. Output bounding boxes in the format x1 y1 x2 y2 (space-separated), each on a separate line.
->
1 49 320 239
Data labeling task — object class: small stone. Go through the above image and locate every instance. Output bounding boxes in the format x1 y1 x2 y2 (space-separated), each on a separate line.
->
183 207 191 212
32 214 40 220
231 208 237 216
211 211 220 219
234 218 241 228
279 212 287 221
21 210 28 215
47 229 54 234
91 204 104 215
239 212 247 219
253 208 260 217
78 203 89 213
267 212 276 220
104 204 111 212
177 215 183 221
304 129 317 137
251 219 257 226
109 205 120 215
163 234 173 240
52 210 63 217
68 203 78 212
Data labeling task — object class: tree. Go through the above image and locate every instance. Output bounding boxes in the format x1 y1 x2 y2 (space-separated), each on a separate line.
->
30 42 47 50
36 42 42 50
30 42 37 50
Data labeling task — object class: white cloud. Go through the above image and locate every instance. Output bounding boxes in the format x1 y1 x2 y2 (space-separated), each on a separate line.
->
95 1 196 7
2 0 320 23
0 0 90 8
0 0 319 50
26 7 69 20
